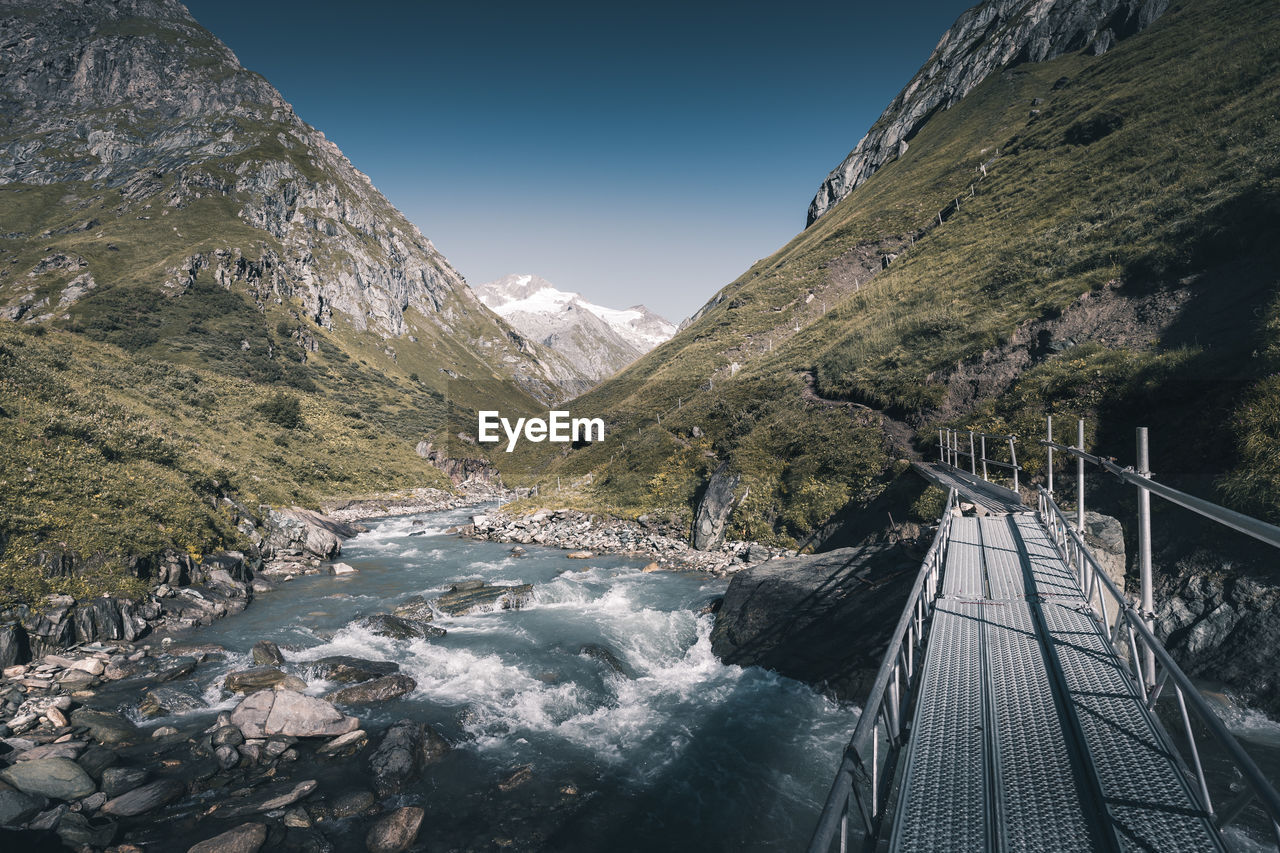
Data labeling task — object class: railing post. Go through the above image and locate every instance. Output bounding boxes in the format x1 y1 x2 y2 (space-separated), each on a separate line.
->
1137 427 1156 688
1047 415 1054 495
980 434 988 481
1077 418 1086 531
969 431 976 475
938 429 945 464
1009 436 1019 493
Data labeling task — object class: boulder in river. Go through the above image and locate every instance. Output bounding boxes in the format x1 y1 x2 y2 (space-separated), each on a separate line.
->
368 719 449 796
308 656 398 683
99 778 185 816
360 613 444 640
101 766 148 798
224 666 289 693
0 788 47 825
577 644 635 679
710 542 922 702
251 641 285 667
325 674 417 705
186 821 267 853
217 779 318 819
56 811 116 848
432 581 533 616
230 689 359 739
69 707 139 746
365 805 424 853
138 686 205 718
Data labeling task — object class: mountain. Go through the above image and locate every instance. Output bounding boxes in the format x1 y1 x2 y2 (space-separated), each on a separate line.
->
0 0 570 600
505 0 1280 553
807 0 1171 226
474 274 676 386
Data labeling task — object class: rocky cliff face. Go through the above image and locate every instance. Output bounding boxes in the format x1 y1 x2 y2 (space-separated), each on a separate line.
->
806 0 1170 225
0 0 564 394
475 274 675 386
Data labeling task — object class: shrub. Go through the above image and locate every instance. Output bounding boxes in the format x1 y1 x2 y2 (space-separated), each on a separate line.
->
256 392 302 429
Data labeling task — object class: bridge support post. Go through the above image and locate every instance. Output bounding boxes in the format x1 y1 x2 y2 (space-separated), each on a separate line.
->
1137 427 1156 688
1077 418 1086 531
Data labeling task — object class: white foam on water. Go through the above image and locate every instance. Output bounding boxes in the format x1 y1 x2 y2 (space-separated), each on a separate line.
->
1202 692 1280 748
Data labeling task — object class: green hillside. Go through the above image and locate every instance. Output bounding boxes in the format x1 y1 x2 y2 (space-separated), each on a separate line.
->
498 0 1280 542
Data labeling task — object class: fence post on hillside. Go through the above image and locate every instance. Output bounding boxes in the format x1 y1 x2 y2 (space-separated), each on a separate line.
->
1137 427 1156 688
1047 415 1054 495
1077 418 1086 531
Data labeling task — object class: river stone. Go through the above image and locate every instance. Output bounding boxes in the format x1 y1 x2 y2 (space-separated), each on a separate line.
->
309 656 398 684
212 724 245 747
328 789 377 819
251 641 285 667
155 656 198 682
325 675 416 705
100 778 185 816
578 644 635 678
70 707 139 745
14 741 85 762
101 766 148 798
230 690 358 739
224 666 288 693
56 811 116 847
77 745 118 780
365 806 424 853
368 719 448 796
316 729 367 756
0 788 46 825
390 596 436 622
218 779 317 819
0 758 96 800
139 686 205 718
216 744 241 770
432 582 532 616
187 821 268 853
359 614 444 640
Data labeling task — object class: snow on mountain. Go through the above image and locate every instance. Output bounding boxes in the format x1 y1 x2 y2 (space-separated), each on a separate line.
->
474 274 676 386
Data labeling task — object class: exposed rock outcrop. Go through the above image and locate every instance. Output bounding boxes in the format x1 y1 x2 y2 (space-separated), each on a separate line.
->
711 541 925 701
692 463 743 551
807 0 1171 225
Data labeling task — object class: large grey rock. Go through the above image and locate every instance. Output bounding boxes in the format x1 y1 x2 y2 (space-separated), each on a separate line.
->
365 805 425 853
308 656 399 683
360 613 445 640
806 0 1171 225
187 822 268 853
711 543 921 701
325 674 417 705
100 778 185 816
56 811 117 847
101 767 149 798
264 508 361 559
692 462 742 551
368 719 449 797
0 788 46 825
0 621 30 669
223 666 289 693
70 707 139 745
0 757 97 801
138 685 206 718
251 641 285 667
432 582 532 616
230 689 359 739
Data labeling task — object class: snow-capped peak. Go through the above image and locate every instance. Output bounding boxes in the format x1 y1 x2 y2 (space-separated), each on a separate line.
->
473 273 676 384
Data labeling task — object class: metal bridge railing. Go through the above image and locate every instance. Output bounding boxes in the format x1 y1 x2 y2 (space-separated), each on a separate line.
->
807 487 957 853
938 427 1022 492
1037 486 1280 846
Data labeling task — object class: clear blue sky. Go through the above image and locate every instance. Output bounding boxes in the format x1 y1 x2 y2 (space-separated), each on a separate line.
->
184 0 974 321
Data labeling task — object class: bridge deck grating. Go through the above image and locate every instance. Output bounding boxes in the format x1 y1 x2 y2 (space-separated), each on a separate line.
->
888 511 1224 852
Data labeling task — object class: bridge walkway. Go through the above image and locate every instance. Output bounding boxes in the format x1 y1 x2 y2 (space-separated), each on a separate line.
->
911 461 1025 515
889 513 1224 852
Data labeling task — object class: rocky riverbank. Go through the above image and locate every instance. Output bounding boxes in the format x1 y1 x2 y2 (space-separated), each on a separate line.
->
0 566 563 851
464 508 793 576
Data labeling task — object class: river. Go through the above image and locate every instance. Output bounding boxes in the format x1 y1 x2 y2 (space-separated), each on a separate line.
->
160 505 856 850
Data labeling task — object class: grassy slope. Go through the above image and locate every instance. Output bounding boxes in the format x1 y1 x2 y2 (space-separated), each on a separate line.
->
497 0 1280 539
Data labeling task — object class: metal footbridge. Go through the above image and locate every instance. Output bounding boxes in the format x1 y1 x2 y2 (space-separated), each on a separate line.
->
810 422 1280 852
